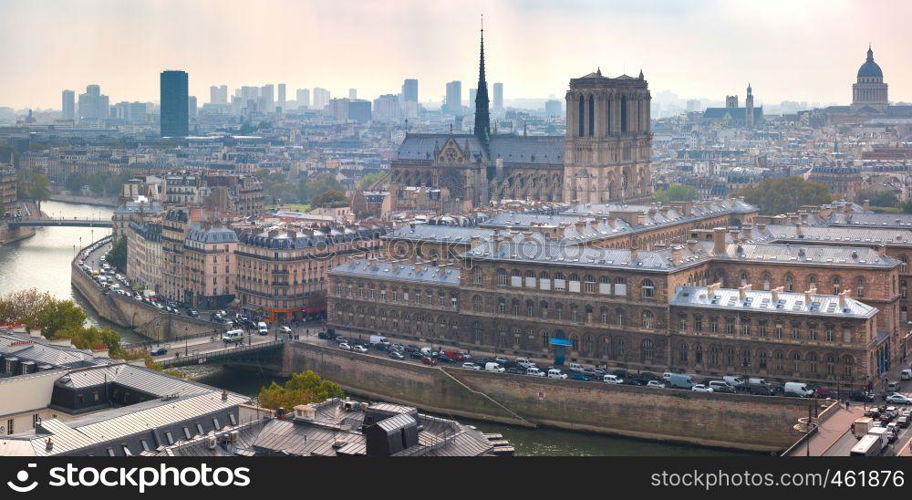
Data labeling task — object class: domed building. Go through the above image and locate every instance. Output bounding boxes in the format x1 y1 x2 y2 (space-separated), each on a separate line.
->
851 45 888 111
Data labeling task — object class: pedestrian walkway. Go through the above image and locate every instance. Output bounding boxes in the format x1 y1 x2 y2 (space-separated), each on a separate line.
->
787 404 863 456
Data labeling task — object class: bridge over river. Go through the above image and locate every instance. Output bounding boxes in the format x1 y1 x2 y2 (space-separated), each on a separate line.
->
7 217 113 229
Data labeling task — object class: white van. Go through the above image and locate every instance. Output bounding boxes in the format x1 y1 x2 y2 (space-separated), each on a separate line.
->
723 376 745 389
526 367 545 377
222 329 245 344
485 362 505 373
257 322 269 335
603 374 623 384
547 368 567 379
783 381 814 398
516 358 536 369
567 362 584 373
902 369 912 381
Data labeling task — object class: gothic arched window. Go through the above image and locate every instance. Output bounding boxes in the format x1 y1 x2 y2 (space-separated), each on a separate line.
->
588 95 595 137
578 95 585 136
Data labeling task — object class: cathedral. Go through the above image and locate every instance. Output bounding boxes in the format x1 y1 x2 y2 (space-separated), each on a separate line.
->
390 27 653 212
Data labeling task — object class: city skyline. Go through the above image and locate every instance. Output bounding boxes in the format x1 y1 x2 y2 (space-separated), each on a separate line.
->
1 0 911 110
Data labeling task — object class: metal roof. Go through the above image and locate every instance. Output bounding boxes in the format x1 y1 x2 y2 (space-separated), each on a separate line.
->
331 259 461 286
671 286 877 319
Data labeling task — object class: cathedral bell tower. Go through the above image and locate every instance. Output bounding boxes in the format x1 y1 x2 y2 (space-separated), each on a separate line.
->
563 69 652 204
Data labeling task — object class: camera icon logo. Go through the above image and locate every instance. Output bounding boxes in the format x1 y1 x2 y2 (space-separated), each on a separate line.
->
7 463 38 493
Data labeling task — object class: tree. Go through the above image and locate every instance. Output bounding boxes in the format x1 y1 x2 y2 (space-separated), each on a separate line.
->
18 172 51 206
34 299 87 338
0 289 54 327
856 189 898 208
733 177 832 215
359 171 386 189
654 184 699 204
107 234 127 272
257 370 343 410
312 189 349 208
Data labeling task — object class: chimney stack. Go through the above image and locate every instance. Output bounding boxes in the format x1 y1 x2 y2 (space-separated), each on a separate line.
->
738 284 752 300
838 290 849 307
713 227 726 255
771 286 783 303
671 245 683 266
742 225 753 239
804 287 817 304
629 244 638 261
707 281 721 296
686 239 699 252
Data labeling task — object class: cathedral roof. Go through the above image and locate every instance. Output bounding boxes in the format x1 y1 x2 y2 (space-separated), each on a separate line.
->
395 133 563 166
857 46 883 79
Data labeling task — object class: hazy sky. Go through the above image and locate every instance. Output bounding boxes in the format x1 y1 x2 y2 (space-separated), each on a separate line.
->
2 0 910 109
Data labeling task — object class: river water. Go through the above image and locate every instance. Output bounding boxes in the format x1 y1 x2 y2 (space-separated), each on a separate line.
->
0 200 144 343
0 200 750 456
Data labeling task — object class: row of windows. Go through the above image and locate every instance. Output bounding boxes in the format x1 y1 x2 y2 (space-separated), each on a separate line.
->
486 269 654 298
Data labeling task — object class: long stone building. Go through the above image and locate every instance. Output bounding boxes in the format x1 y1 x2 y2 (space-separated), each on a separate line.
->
328 225 897 390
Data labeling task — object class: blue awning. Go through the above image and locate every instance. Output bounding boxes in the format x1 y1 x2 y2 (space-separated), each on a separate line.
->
549 338 573 347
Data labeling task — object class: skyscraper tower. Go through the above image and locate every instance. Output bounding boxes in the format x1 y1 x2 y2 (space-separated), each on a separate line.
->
473 16 490 147
160 70 189 137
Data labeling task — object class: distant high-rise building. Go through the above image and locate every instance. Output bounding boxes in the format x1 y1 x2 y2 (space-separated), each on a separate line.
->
312 88 331 110
209 85 228 105
686 99 702 113
348 88 357 100
469 88 477 111
77 84 109 121
61 90 75 120
493 82 503 113
544 99 562 117
296 88 310 109
260 84 275 113
188 95 198 120
278 83 286 112
348 99 371 123
373 94 400 122
160 70 189 137
402 79 418 103
445 81 462 114
327 98 349 121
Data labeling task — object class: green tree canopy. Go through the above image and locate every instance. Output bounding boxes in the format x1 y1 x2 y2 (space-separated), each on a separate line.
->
257 370 343 410
107 234 127 272
358 171 386 189
654 184 699 204
312 189 349 208
733 177 832 215
856 189 898 209
34 299 87 338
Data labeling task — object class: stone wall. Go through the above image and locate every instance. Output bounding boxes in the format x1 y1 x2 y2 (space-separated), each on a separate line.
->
71 259 220 341
282 341 814 452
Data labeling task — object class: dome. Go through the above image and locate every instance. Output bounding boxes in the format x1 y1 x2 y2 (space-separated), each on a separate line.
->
857 46 883 79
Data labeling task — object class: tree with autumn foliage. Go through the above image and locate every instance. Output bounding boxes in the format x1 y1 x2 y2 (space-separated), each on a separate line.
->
258 370 343 410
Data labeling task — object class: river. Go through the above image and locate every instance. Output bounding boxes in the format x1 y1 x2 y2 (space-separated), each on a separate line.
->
0 200 750 456
0 200 145 343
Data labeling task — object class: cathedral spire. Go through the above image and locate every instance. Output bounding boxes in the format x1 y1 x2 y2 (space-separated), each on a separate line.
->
474 14 491 148
867 43 874 61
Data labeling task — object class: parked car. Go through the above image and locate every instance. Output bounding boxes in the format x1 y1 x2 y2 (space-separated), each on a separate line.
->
526 367 545 377
886 393 912 405
602 374 623 384
388 351 405 360
351 345 368 354
515 358 536 369
485 362 505 373
189 309 199 317
222 329 245 344
547 368 567 379
898 416 911 428
566 362 585 373
886 381 901 393
150 346 168 356
708 380 735 393
338 342 352 351
279 326 292 335
257 322 269 335
783 382 814 398
646 380 666 389
692 384 714 393
462 362 481 371
850 390 876 402
568 373 591 381
421 356 437 366
902 369 912 381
